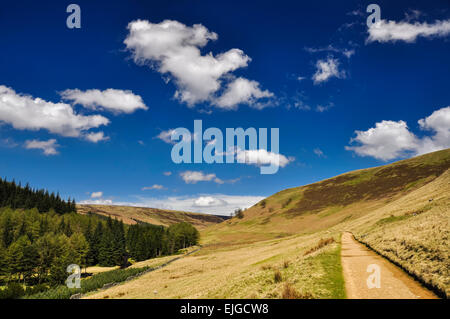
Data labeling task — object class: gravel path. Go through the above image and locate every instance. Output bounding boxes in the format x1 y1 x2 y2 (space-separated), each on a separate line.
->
341 232 437 299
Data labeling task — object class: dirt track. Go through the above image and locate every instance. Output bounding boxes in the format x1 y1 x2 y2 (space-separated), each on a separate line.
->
341 232 437 299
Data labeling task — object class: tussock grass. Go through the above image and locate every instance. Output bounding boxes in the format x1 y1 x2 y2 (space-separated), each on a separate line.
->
281 283 314 299
260 265 272 271
304 237 335 256
273 270 283 283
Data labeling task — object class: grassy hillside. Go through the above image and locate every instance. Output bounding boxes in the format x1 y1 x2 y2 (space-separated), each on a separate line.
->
203 149 450 244
77 204 228 230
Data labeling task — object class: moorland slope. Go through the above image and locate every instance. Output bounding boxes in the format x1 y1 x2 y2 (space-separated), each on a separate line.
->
77 204 228 230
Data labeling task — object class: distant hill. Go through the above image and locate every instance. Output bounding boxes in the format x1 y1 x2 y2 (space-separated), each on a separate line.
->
77 204 229 230
203 148 450 243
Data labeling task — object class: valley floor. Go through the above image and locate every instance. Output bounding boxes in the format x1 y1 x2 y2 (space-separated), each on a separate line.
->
85 231 345 299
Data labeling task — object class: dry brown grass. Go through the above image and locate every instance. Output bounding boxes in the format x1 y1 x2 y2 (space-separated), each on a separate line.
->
77 204 226 229
85 265 119 275
273 270 283 283
304 238 335 256
261 264 272 271
281 283 314 299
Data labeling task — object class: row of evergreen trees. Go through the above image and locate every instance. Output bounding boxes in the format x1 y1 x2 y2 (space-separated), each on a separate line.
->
125 222 198 261
0 177 76 214
0 209 89 285
126 222 199 261
84 217 127 267
0 207 199 287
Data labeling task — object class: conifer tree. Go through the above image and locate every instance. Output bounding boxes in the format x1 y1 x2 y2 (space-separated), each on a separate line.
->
0 244 9 278
89 222 103 265
2 216 14 247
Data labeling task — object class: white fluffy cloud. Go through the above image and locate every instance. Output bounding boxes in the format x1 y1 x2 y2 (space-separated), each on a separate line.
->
0 85 109 138
142 184 166 190
346 120 418 160
180 171 223 184
91 191 103 198
367 19 450 43
346 106 450 160
60 88 148 114
24 139 59 156
124 19 272 109
155 129 176 144
155 129 197 144
80 198 113 205
193 196 227 207
214 78 274 109
236 149 293 168
81 194 265 216
416 106 450 154
312 57 345 84
85 131 109 143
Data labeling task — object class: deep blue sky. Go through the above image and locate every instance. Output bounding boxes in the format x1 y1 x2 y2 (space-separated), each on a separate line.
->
1 0 449 214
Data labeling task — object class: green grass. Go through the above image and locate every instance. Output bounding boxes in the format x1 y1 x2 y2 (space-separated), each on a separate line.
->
376 214 411 226
206 239 346 299
312 245 346 299
24 266 150 299
251 254 283 267
341 169 377 186
318 206 344 218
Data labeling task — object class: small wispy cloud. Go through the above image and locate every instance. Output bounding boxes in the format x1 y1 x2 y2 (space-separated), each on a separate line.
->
91 191 103 198
305 45 355 58
0 138 18 148
180 171 224 184
24 139 59 156
313 148 326 158
85 131 109 143
316 102 334 113
142 184 166 190
312 57 346 84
